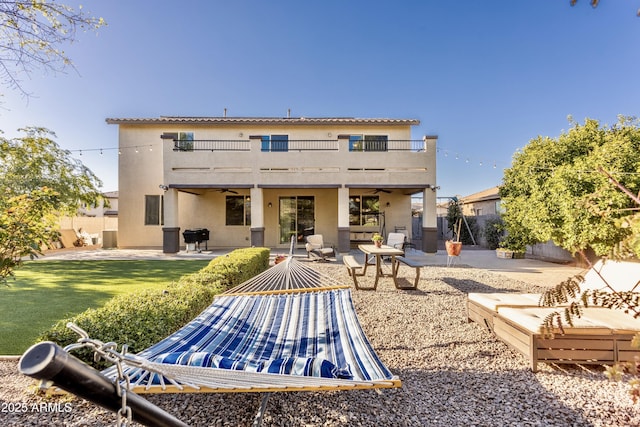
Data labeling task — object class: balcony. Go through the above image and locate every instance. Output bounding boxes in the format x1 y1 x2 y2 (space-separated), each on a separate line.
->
173 139 427 152
165 137 435 188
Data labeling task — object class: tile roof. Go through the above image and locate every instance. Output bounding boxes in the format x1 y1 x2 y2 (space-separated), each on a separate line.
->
105 116 420 126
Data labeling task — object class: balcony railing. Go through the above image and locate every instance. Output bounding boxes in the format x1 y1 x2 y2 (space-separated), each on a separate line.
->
173 139 427 152
174 140 251 151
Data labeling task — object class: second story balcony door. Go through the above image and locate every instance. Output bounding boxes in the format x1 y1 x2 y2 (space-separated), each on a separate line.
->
279 196 314 246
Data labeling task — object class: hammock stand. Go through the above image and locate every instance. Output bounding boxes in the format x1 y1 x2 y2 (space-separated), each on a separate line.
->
20 238 400 426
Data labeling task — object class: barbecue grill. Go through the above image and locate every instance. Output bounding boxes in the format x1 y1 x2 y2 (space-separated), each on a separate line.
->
182 228 209 252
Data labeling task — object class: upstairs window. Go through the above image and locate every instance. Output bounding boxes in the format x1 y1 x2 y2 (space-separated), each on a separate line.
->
176 132 194 151
261 135 289 152
226 195 251 226
349 135 388 152
349 195 380 226
349 135 363 151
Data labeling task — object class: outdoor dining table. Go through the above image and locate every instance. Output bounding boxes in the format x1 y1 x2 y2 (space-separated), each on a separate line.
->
357 244 405 289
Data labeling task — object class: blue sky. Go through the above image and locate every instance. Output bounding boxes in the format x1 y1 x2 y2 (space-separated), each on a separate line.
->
0 1 638 198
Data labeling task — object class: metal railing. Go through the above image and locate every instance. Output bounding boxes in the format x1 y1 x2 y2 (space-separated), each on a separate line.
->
172 139 427 152
173 140 251 151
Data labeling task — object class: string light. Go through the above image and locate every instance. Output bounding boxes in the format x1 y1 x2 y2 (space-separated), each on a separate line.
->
435 146 508 171
66 143 517 175
67 143 160 157
436 147 640 176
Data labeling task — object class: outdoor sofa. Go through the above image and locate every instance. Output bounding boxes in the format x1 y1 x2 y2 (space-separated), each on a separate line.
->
467 259 640 372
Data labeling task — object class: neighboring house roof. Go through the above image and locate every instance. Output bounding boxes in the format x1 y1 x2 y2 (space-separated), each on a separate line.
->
460 186 500 204
103 191 118 198
105 116 420 126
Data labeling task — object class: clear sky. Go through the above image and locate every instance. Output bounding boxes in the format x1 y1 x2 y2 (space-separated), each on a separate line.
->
0 1 638 198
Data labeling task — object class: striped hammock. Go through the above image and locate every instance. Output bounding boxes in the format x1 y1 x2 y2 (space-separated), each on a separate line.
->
104 256 400 393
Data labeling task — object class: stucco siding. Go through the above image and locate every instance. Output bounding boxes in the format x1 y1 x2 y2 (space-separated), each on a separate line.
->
111 117 436 251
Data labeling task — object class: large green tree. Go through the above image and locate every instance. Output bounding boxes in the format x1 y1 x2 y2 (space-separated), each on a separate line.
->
500 116 640 256
0 127 103 285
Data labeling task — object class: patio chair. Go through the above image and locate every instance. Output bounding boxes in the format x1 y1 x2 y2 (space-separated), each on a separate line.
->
393 226 416 251
386 232 406 250
305 234 335 261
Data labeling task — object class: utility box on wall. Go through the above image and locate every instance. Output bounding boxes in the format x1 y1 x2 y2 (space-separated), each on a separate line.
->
102 230 118 249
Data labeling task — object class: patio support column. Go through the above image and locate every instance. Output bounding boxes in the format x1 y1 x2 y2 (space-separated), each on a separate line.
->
422 188 437 253
250 187 265 247
162 188 180 253
337 186 350 253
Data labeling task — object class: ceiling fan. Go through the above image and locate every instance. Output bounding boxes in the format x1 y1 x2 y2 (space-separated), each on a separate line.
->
371 188 391 194
216 188 238 194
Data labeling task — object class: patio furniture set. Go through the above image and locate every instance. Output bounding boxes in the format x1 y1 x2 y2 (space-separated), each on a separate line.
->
467 259 640 372
308 233 640 372
305 233 424 291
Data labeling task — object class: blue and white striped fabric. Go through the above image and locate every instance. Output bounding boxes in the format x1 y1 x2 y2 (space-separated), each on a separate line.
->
118 288 395 389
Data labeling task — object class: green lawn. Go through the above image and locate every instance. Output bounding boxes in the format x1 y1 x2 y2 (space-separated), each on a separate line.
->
0 259 210 355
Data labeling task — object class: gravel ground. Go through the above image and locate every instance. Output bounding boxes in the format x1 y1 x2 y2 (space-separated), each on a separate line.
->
1 261 639 427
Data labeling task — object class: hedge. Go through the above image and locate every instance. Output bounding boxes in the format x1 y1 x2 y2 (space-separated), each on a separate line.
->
38 247 270 368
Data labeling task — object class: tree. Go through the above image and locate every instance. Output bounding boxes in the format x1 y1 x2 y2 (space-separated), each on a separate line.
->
445 199 477 245
0 127 103 285
0 0 105 97
500 116 640 257
539 176 640 403
504 117 640 403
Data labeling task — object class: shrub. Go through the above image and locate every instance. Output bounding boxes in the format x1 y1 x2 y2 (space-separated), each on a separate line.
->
483 216 505 250
38 247 270 368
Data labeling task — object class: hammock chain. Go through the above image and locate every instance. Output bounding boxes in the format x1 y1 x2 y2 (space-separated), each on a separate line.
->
64 322 133 427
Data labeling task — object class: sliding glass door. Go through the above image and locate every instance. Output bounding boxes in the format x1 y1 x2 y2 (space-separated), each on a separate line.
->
279 196 315 245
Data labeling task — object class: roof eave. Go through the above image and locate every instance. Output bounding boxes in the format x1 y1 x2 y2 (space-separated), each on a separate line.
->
105 117 420 126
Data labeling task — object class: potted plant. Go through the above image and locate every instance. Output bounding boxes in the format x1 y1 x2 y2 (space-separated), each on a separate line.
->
371 233 384 248
495 235 525 259
445 218 463 256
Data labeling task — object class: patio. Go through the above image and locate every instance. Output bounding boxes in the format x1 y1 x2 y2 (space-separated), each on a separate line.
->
4 248 636 426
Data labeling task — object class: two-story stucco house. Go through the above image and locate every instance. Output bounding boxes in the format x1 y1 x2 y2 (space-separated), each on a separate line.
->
106 115 438 253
